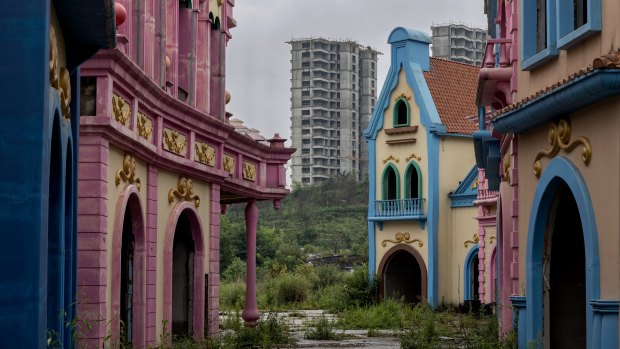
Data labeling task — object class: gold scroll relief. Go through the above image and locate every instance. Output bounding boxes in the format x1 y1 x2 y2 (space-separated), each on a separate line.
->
464 233 479 248
195 142 216 166
50 26 71 120
163 129 187 155
168 176 200 208
381 232 423 248
533 118 591 178
223 154 235 174
243 161 257 181
382 155 399 164
115 153 141 191
112 94 131 126
137 112 153 140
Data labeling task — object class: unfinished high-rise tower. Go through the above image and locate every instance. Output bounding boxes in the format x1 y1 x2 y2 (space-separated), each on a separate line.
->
288 38 380 185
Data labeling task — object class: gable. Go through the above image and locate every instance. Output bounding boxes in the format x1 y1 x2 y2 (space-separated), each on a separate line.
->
448 165 479 207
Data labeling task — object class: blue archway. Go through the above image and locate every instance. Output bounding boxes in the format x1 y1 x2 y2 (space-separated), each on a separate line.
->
525 156 600 346
464 245 479 301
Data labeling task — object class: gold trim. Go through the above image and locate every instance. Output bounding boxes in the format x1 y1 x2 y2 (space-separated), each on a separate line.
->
137 112 153 140
195 142 216 166
242 161 257 181
50 26 71 120
163 129 187 155
533 119 591 178
112 94 131 126
168 176 200 208
405 153 422 162
115 154 141 191
381 232 423 248
488 236 496 244
382 155 399 164
464 233 479 248
394 93 412 101
503 153 511 183
471 178 479 190
223 154 235 174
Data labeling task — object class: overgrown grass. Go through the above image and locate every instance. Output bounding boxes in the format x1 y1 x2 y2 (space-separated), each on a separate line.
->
304 315 339 340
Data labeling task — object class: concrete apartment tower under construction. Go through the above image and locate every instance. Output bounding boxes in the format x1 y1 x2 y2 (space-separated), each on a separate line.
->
288 38 380 185
431 24 487 66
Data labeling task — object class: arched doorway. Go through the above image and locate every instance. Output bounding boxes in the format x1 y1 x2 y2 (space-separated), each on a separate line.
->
378 245 427 303
525 157 599 347
112 187 146 347
120 206 136 342
543 183 586 348
172 211 195 336
164 202 206 338
464 245 480 303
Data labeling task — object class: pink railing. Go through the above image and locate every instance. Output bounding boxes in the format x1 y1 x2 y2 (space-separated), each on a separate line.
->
482 38 512 68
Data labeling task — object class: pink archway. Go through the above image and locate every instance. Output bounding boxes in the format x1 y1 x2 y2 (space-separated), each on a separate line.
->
111 185 147 347
163 201 205 338
490 245 497 304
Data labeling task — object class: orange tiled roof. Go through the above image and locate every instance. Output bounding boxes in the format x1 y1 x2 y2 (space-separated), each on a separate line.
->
423 58 479 134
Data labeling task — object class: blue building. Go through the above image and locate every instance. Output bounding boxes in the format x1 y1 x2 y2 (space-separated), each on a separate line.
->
0 1 115 347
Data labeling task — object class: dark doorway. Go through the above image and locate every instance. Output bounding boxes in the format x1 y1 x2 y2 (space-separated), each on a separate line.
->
545 183 586 348
471 253 480 301
172 211 195 336
120 208 135 343
384 250 422 303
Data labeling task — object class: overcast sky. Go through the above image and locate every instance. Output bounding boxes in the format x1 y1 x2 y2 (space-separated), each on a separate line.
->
226 0 487 145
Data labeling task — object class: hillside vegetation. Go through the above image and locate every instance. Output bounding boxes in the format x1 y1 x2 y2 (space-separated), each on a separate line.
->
220 173 369 279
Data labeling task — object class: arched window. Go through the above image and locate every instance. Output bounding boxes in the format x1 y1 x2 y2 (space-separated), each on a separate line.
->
404 162 422 199
393 98 410 127
382 163 400 200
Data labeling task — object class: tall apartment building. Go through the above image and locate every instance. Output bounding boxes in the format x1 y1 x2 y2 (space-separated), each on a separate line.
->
288 38 380 185
431 24 487 66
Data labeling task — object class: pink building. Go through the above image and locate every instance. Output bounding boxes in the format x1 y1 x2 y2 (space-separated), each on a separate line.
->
76 1 294 347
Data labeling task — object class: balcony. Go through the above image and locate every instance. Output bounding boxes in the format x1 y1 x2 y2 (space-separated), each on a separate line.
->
369 198 427 228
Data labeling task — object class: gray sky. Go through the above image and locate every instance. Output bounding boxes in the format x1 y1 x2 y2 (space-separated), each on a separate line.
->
226 0 487 145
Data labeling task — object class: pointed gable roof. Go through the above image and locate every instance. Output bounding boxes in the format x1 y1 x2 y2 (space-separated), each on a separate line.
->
423 58 479 134
448 165 479 207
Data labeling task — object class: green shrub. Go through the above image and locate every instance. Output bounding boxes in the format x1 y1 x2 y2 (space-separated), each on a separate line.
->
304 316 338 340
344 265 377 307
313 265 342 289
220 281 245 310
221 312 291 348
312 284 349 312
272 273 311 305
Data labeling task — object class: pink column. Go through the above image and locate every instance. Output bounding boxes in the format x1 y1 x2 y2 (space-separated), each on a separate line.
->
208 184 221 335
76 135 109 348
509 136 519 295
145 164 158 345
242 199 259 325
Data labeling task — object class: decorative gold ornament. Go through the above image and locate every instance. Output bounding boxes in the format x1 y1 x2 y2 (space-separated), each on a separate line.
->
49 26 71 120
163 129 187 155
503 153 511 182
217 0 223 5
168 176 200 208
223 154 235 174
242 161 257 181
464 233 479 248
405 153 422 162
49 26 59 89
137 112 153 140
195 142 216 166
394 93 412 101
533 119 591 178
381 232 423 247
488 236 496 244
112 94 131 126
115 154 141 191
382 155 399 164
471 178 479 190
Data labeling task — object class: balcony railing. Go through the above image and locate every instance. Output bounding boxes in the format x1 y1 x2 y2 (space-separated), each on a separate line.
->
374 198 425 217
482 38 512 68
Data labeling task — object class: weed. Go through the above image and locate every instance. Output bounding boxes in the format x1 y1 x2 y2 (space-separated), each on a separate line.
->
304 315 338 340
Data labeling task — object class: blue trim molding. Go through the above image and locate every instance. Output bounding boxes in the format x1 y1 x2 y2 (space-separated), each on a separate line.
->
590 300 619 348
509 295 528 349
449 165 479 208
493 69 620 134
463 245 479 301
556 0 601 49
521 0 558 70
525 157 600 348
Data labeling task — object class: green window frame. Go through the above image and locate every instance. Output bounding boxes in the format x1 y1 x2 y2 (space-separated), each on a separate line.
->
381 163 400 200
404 161 422 199
393 98 410 127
